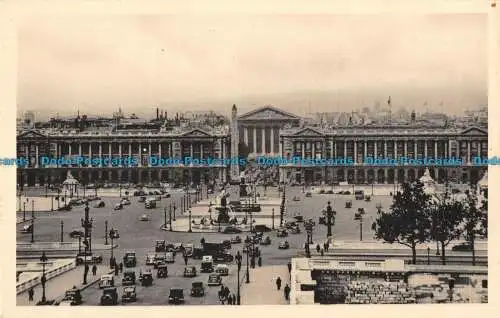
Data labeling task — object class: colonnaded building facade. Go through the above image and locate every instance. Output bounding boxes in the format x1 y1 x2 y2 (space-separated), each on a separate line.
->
16 105 488 187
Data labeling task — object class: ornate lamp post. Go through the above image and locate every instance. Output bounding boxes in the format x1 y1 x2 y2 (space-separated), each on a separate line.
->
81 202 94 284
40 251 48 303
188 209 192 233
246 243 250 284
326 201 336 238
109 229 115 269
104 220 109 245
236 251 242 305
60 220 64 243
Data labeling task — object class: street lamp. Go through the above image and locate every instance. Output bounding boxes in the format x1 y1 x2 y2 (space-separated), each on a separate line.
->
81 202 94 284
31 217 35 243
246 243 250 284
326 201 336 238
236 251 242 305
169 206 173 231
188 209 192 232
105 220 109 245
272 208 275 230
60 220 64 243
40 251 48 303
23 202 26 221
427 247 430 265
109 230 115 269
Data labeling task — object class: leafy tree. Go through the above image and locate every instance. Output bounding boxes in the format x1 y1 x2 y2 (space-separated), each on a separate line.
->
431 198 466 265
371 181 432 264
480 197 488 238
463 190 484 266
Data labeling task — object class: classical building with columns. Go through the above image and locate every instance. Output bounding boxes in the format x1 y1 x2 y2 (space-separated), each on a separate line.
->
279 124 488 185
237 105 301 158
16 105 488 187
17 126 231 186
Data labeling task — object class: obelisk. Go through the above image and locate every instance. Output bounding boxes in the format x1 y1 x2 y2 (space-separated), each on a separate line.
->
228 104 241 205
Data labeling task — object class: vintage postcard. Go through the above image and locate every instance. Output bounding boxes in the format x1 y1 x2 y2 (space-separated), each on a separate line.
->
1 0 498 317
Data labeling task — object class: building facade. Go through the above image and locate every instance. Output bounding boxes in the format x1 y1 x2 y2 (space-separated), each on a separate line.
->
16 105 488 187
17 127 231 186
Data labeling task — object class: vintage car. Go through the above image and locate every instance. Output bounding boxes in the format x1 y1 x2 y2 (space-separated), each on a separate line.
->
76 252 103 265
354 212 363 220
355 190 365 200
122 271 136 286
345 200 352 208
230 236 242 244
278 241 290 250
290 225 301 234
260 236 271 245
357 207 366 214
139 214 149 221
183 266 197 277
220 240 232 249
277 229 288 237
452 242 473 251
318 216 326 225
140 270 153 286
364 195 372 202
58 287 83 306
120 198 131 205
157 264 168 278
212 253 234 263
165 252 175 263
184 244 194 257
168 288 185 304
190 281 205 297
215 264 229 276
173 243 184 252
100 287 118 306
93 200 105 208
292 196 300 201
99 274 115 289
305 192 312 197
138 196 147 203
155 240 166 252
114 203 123 210
121 286 137 303
20 224 33 234
207 274 222 286
69 230 84 238
294 215 304 222
163 192 171 198
145 254 155 265
123 251 137 267
223 226 242 234
201 256 214 273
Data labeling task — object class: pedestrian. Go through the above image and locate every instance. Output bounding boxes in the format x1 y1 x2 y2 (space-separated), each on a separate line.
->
325 242 329 252
320 249 324 256
287 262 292 274
323 242 327 251
316 244 320 253
284 284 291 300
114 264 119 276
28 288 34 302
227 295 232 305
184 254 188 266
224 286 230 299
258 256 262 267
276 276 282 290
232 293 237 305
92 264 97 276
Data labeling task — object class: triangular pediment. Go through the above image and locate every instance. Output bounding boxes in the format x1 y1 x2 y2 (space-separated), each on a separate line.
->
182 129 211 137
238 106 300 120
461 127 487 136
17 130 47 139
293 127 324 137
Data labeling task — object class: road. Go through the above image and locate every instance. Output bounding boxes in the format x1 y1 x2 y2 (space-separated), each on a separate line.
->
16 185 486 305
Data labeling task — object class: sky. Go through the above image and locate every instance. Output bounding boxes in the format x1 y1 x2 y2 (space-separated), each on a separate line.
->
17 14 487 119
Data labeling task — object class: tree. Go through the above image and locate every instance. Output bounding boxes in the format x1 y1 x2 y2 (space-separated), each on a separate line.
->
479 197 488 238
463 190 484 266
371 181 432 264
431 198 467 265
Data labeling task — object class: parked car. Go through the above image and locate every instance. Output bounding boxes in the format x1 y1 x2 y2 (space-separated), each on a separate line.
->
99 274 115 289
223 226 242 234
120 198 131 205
190 281 205 297
215 264 229 276
114 203 123 210
57 287 83 306
278 241 290 249
157 264 168 278
230 236 242 244
207 274 222 286
69 229 84 238
183 266 197 277
452 242 473 251
260 236 271 245
93 200 105 208
168 288 185 304
122 271 136 286
121 286 137 303
100 287 118 306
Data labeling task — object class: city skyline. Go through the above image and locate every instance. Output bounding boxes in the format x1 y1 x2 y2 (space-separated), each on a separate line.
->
18 14 487 118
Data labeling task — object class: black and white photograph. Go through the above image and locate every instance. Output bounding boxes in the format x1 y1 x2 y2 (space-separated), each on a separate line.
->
4 0 495 310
